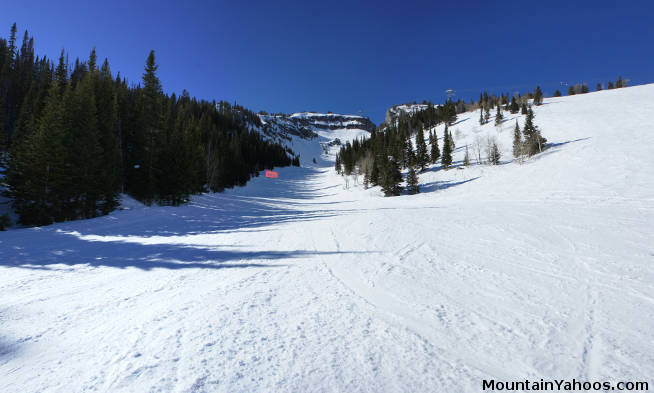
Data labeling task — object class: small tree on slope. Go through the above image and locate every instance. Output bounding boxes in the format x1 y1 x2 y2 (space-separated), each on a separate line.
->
415 129 429 171
406 166 419 195
441 127 453 169
379 156 403 196
463 146 470 167
522 107 547 156
429 130 440 163
512 120 523 159
533 86 543 105
495 105 504 126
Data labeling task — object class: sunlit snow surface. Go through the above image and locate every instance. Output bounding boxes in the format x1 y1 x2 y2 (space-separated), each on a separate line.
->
1 85 653 392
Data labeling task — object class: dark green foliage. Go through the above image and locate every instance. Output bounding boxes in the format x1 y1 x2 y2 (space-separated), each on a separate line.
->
616 76 624 88
494 105 503 125
484 105 491 123
553 90 561 97
404 138 416 169
489 141 501 165
607 81 614 89
510 96 519 113
521 103 528 115
406 166 419 195
533 86 543 105
441 126 452 169
581 84 589 94
414 129 428 171
568 86 575 95
429 130 440 163
337 104 451 194
596 83 602 91
379 156 402 196
522 107 547 156
443 99 457 125
479 106 485 125
370 159 379 185
1 24 293 225
512 121 522 158
0 213 11 230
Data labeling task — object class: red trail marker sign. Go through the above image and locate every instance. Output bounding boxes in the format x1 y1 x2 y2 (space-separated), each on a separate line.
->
265 170 279 178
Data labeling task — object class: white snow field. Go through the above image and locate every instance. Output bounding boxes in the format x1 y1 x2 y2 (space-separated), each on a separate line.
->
1 84 653 392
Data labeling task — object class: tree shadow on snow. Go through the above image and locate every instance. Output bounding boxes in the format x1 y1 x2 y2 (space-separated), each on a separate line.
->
0 334 19 363
450 117 470 126
546 137 591 149
0 165 375 271
0 231 370 271
526 137 592 161
420 177 479 193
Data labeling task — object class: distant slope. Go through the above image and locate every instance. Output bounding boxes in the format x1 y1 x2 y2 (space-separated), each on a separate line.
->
393 83 654 202
257 112 373 166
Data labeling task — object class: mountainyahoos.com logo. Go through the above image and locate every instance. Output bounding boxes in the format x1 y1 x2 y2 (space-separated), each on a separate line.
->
482 378 649 391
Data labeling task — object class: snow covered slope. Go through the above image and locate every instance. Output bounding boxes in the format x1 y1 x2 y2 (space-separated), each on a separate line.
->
1 84 653 392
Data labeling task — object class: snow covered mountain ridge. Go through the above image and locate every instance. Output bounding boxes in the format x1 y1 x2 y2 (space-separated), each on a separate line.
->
258 112 375 141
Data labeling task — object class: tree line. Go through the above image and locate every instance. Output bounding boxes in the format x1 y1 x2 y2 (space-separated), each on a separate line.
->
336 100 458 196
337 86 551 197
0 24 294 226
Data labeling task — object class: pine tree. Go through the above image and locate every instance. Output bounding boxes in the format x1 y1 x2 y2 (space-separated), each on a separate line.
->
335 153 341 174
490 141 501 165
510 96 519 113
88 47 97 73
568 86 575 95
64 73 104 218
596 83 602 91
521 103 528 115
522 106 547 156
54 49 68 93
404 138 416 168
616 76 623 88
479 106 485 125
581 84 589 94
140 50 163 203
512 120 522 159
429 129 440 163
8 23 17 59
533 85 543 105
7 82 67 225
607 81 614 89
441 126 452 169
379 156 402 196
406 166 419 195
415 129 428 171
370 158 379 185
553 90 562 97
484 105 491 123
495 105 503 125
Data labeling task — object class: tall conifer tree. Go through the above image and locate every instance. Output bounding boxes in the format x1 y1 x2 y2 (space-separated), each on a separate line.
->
441 126 452 169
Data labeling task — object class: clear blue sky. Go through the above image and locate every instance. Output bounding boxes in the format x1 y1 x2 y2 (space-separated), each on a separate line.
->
3 0 653 123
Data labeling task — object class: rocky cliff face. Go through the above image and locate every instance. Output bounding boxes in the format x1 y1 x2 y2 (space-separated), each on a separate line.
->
259 112 375 140
384 104 430 125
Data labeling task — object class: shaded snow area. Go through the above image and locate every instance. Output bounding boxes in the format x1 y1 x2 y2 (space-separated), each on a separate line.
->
1 85 653 392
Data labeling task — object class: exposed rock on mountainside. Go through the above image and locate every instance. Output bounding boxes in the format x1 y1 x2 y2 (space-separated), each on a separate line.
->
259 112 375 141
